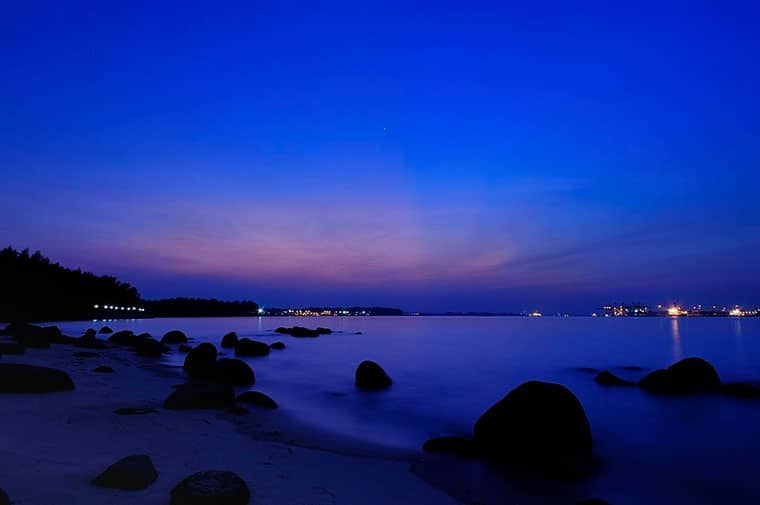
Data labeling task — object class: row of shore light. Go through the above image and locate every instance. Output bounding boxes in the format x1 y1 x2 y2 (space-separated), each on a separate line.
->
94 304 145 312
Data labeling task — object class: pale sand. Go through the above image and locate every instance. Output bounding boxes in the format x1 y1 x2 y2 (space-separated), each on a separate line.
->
0 344 461 504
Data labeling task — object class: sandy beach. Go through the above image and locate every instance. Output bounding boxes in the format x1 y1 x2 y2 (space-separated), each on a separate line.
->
0 342 461 504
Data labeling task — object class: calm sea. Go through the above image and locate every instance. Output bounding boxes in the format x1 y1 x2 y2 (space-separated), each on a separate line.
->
54 316 760 504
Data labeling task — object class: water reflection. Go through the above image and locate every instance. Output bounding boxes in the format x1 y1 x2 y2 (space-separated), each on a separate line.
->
670 317 682 361
732 318 745 368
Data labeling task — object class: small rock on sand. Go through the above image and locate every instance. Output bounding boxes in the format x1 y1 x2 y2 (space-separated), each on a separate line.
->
170 470 250 505
74 351 100 358
114 407 158 415
91 454 158 490
0 364 74 393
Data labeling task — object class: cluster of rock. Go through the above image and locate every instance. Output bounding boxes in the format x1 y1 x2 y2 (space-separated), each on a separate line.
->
275 326 332 338
91 454 250 504
594 356 760 398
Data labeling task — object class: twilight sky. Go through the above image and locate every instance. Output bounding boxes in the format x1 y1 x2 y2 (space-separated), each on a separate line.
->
2 1 759 312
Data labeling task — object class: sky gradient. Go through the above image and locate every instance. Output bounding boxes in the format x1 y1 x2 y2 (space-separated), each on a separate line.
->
2 1 760 312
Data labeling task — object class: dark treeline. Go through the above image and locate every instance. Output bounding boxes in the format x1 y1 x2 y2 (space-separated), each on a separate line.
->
144 298 259 318
0 247 141 322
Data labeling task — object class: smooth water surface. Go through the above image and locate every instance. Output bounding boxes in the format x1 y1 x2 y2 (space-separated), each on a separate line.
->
54 316 760 504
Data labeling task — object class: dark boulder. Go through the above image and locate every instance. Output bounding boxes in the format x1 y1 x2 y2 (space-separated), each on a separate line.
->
236 391 277 409
74 351 100 358
472 381 592 476
221 332 239 348
720 382 760 399
179 343 192 353
355 360 392 390
0 488 9 505
161 330 188 344
269 341 286 350
316 327 332 335
164 382 235 410
275 326 322 337
183 343 218 378
170 470 250 505
234 338 270 357
109 330 137 347
212 359 255 385
134 338 169 357
114 407 158 415
639 357 720 395
0 364 74 393
92 454 158 490
6 323 59 348
594 371 635 386
94 366 115 373
423 436 479 458
0 342 25 355
82 328 97 341
99 326 113 334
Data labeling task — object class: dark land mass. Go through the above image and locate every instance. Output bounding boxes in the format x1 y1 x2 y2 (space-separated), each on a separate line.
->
0 247 258 322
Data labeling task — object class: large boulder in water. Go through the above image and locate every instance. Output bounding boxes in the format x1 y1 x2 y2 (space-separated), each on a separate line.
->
99 326 113 334
269 341 286 350
595 371 635 386
134 338 170 357
164 382 235 410
109 330 137 347
236 391 277 408
0 364 74 393
183 343 218 378
234 338 270 357
161 330 188 344
170 470 250 505
472 381 592 476
221 332 238 348
639 357 720 395
355 360 392 390
275 326 325 337
212 359 255 385
91 454 158 490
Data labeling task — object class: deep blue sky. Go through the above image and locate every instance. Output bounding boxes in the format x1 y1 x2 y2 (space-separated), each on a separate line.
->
2 1 759 312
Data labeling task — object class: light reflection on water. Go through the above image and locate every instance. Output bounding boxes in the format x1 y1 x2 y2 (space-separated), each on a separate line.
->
670 317 682 361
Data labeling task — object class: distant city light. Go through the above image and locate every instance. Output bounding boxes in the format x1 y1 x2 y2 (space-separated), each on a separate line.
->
529 311 542 317
94 304 99 309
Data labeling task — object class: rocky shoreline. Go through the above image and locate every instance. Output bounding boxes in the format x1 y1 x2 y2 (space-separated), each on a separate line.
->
0 322 459 505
